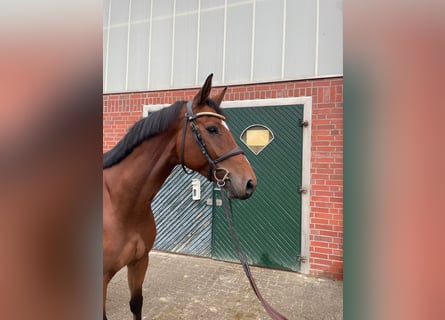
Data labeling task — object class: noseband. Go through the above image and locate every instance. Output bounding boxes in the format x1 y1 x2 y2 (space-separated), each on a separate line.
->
180 101 244 187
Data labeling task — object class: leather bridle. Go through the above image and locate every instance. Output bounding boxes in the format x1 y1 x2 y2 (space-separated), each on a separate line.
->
180 101 244 187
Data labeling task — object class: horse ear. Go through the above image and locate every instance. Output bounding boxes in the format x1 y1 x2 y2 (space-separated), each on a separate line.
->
212 87 227 106
193 73 213 107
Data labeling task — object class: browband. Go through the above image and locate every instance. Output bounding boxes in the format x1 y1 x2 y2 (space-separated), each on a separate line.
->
186 101 226 121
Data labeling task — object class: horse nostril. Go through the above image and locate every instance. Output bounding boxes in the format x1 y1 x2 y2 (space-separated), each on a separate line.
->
245 179 255 197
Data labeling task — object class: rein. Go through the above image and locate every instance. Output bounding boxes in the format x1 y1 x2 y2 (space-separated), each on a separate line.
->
180 101 244 186
220 187 289 320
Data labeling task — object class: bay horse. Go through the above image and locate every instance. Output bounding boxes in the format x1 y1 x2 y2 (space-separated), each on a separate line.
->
103 74 257 320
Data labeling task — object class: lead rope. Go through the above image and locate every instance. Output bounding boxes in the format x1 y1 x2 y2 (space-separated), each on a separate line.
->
219 187 289 320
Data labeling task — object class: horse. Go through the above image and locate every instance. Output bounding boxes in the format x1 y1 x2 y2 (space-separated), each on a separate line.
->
102 74 257 320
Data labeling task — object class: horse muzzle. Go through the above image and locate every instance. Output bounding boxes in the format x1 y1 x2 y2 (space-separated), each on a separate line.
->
221 174 257 200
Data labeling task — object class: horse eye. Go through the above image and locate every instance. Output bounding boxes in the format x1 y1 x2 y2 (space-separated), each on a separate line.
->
206 126 219 135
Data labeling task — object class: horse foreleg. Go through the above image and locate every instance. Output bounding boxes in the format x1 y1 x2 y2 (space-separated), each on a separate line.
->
127 254 149 320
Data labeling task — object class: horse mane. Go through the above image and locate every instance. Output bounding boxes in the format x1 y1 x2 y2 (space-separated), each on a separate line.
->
103 98 224 169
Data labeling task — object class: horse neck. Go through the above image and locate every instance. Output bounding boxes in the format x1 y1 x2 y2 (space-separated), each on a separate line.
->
104 131 179 212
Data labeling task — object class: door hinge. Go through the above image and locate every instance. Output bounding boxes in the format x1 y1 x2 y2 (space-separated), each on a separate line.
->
297 255 308 263
298 186 308 194
299 120 309 127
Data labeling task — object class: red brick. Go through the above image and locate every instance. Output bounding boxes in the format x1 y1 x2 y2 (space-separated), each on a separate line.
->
311 128 331 135
313 80 331 87
313 199 335 208
270 83 286 90
232 86 247 93
313 191 333 198
311 241 330 248
311 252 328 259
310 264 329 271
313 258 332 266
311 184 330 191
255 85 271 91
314 213 333 220
314 223 333 231
326 180 342 186
330 79 343 86
312 235 333 242
294 81 312 88
312 218 329 225
329 255 343 261
312 173 330 180
326 112 342 119
330 197 343 203
320 230 339 237
311 207 330 215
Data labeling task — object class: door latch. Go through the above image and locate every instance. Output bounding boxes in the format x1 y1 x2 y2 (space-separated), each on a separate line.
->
192 179 201 200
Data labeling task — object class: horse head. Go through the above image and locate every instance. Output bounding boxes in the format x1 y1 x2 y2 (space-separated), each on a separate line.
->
177 74 257 200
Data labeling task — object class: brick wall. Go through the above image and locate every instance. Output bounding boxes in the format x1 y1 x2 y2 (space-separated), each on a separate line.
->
103 77 343 279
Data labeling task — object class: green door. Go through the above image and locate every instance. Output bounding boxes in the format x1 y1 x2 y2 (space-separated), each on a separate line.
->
212 105 304 272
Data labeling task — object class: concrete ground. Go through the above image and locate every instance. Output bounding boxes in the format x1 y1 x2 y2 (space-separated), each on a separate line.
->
106 251 342 320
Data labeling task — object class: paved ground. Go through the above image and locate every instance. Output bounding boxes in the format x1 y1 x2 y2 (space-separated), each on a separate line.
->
106 251 342 320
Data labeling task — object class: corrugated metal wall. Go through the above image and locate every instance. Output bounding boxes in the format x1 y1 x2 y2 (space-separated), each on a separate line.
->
152 166 213 257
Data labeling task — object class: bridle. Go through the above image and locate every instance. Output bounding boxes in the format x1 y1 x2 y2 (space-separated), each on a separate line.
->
180 101 244 187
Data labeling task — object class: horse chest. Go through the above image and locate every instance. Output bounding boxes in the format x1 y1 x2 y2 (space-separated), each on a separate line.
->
104 218 154 270
129 236 147 261
114 235 148 268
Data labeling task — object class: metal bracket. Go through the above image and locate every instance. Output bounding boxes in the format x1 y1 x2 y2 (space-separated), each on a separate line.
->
297 255 308 263
298 187 308 194
299 120 309 127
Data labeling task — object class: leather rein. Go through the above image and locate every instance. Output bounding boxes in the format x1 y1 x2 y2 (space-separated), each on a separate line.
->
180 101 288 320
220 191 288 320
180 101 244 187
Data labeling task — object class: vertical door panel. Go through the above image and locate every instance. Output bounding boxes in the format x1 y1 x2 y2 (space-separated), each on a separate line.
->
212 105 303 271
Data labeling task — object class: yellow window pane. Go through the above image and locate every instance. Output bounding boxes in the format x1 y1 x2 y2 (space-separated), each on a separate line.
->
246 129 269 147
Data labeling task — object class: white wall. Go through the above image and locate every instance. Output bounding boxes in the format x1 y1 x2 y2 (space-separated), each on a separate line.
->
104 0 343 93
